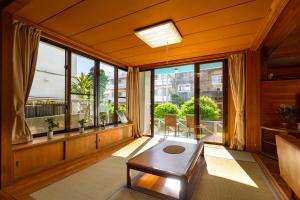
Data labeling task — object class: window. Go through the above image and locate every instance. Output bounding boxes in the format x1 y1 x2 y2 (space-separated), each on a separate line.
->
25 41 66 135
211 74 222 84
25 40 127 136
118 69 127 113
177 84 191 92
99 62 115 125
70 53 95 129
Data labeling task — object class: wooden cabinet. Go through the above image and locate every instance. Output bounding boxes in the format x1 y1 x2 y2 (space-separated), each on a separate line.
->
12 123 133 178
261 126 300 159
98 125 132 148
66 135 97 160
14 142 64 177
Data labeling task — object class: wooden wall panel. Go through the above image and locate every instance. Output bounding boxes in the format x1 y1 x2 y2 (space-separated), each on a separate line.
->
0 10 13 187
13 142 64 178
245 50 261 152
65 135 97 160
261 80 300 126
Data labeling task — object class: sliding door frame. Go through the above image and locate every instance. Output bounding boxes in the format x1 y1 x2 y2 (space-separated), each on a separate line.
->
141 59 228 144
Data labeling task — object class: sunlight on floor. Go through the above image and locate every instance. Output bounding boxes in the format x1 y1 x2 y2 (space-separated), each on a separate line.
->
206 156 259 188
132 138 160 157
112 137 149 158
112 137 160 158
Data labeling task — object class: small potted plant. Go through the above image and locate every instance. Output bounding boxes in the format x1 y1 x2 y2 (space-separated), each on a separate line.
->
278 104 297 128
99 112 106 129
45 118 59 139
78 118 87 133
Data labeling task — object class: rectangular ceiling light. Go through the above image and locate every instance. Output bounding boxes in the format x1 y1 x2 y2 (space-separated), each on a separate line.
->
134 20 182 48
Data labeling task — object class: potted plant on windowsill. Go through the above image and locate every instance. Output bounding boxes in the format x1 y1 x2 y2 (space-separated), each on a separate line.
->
99 112 106 129
278 104 297 128
45 118 59 139
78 118 87 133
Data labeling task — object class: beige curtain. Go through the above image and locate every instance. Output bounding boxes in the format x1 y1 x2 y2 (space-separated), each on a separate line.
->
229 53 246 150
12 22 41 144
126 67 142 138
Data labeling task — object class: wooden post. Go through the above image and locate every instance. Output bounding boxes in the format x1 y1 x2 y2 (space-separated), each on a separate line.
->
0 10 14 187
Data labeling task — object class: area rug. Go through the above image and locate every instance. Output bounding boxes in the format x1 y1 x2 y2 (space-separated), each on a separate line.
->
31 141 277 200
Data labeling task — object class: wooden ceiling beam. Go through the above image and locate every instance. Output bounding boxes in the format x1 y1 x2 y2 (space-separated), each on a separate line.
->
250 0 289 51
137 49 246 70
261 0 300 57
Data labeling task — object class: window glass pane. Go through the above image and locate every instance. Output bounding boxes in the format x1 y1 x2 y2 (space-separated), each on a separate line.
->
25 41 66 134
99 62 114 124
71 53 95 129
118 69 127 114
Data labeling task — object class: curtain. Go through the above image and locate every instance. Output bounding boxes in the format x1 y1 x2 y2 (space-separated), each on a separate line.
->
228 53 246 150
12 22 41 144
126 67 142 138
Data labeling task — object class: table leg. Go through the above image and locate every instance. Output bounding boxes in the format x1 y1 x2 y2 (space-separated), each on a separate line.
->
127 165 131 188
179 177 188 200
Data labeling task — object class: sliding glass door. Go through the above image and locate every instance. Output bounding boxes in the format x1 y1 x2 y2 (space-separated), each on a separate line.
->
197 61 225 144
140 60 226 144
153 65 194 137
139 70 152 136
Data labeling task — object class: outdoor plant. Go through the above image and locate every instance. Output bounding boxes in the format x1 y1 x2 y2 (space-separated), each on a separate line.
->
278 104 297 122
99 112 106 126
181 96 221 120
78 118 87 128
45 118 59 132
154 102 180 118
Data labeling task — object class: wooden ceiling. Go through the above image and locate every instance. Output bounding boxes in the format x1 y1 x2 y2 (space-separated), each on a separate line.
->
14 0 275 66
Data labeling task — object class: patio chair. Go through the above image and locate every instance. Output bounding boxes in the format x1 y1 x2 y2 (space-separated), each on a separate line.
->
186 114 195 137
186 114 205 138
164 114 179 137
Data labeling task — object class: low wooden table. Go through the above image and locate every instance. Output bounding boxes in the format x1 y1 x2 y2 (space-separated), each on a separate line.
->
127 140 205 200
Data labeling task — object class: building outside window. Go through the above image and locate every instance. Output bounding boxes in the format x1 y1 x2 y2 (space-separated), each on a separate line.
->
25 41 66 135
25 41 127 136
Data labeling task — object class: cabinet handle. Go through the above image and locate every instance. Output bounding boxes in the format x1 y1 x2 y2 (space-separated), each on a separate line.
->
16 161 19 167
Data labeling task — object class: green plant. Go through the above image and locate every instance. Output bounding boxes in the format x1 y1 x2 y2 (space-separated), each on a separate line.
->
154 103 180 118
45 118 59 132
78 118 87 128
278 104 297 122
181 96 221 120
171 93 184 106
99 112 106 125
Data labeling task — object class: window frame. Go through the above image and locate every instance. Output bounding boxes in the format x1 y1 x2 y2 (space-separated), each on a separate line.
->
27 38 127 138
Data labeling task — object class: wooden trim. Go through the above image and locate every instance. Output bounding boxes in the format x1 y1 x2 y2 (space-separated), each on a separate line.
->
114 67 118 123
261 0 300 57
12 123 134 151
252 153 289 200
245 50 261 152
137 50 246 70
223 60 229 145
3 0 29 14
65 48 71 131
0 10 14 187
250 0 289 50
194 63 200 136
12 15 128 68
150 70 154 137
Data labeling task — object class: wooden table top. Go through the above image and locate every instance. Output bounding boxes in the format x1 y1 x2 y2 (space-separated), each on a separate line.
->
127 140 203 177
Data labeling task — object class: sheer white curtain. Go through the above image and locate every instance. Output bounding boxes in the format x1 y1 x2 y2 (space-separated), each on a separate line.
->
228 53 246 150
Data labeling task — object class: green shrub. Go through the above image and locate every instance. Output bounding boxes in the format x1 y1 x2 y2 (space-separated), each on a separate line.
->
181 96 221 120
154 103 180 118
